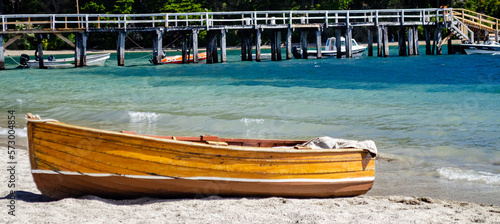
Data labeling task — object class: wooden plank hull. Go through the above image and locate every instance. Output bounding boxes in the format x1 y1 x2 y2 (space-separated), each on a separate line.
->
27 116 376 199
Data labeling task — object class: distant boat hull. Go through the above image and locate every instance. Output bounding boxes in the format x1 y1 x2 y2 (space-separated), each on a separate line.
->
27 53 110 68
27 114 375 199
160 52 207 64
306 47 367 57
293 37 367 59
461 43 500 55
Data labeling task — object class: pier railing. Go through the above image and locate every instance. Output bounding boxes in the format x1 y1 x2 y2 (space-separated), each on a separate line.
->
1 8 452 34
453 8 499 32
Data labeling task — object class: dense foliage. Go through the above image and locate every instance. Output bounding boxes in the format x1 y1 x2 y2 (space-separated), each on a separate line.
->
1 0 499 50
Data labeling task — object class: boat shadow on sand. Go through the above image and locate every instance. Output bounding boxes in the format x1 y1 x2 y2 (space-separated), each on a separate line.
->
2 191 54 203
2 190 253 204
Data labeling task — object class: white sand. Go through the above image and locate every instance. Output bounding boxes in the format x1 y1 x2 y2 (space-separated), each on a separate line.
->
1 147 499 223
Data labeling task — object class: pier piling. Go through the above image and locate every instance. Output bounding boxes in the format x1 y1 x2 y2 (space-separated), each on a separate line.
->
75 32 87 67
382 26 389 57
0 34 4 70
152 29 163 65
255 29 262 62
367 28 373 57
408 27 414 55
206 31 218 64
221 29 227 62
335 29 342 58
182 33 188 64
346 26 353 58
286 27 292 60
240 31 252 61
436 28 442 55
271 30 282 61
377 26 383 57
413 26 419 55
301 30 308 59
399 27 407 56
316 28 322 59
37 34 46 69
192 29 199 63
117 32 126 66
425 27 432 55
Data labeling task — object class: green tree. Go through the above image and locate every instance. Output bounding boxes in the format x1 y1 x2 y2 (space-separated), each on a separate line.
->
81 1 107 13
113 0 134 14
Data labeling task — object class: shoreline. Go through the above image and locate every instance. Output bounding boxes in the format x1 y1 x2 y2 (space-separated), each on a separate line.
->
1 146 499 223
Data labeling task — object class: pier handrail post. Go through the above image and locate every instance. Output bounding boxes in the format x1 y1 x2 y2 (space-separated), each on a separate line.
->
206 12 209 31
375 10 379 26
52 15 56 31
254 11 257 25
400 9 404 26
165 14 168 27
124 15 127 32
325 11 328 28
289 11 292 25
2 16 5 32
85 14 89 31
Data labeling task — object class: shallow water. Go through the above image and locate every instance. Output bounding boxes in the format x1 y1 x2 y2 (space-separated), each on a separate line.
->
1 46 499 204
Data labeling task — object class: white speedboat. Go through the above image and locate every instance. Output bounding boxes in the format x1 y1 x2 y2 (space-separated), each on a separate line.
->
293 37 367 58
24 53 110 68
461 41 500 55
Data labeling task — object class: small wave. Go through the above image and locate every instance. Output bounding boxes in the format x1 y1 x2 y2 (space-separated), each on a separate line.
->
0 127 27 138
128 111 160 124
438 167 500 185
240 118 265 126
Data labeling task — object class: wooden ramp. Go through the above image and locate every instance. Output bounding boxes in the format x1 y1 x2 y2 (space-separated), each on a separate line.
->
452 8 500 42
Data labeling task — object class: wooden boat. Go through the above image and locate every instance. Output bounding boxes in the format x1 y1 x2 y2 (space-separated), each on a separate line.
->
25 53 110 68
26 113 376 199
159 52 207 64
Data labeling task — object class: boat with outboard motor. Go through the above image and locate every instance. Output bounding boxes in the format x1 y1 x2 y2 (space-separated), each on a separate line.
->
293 37 367 58
20 53 110 68
461 40 500 54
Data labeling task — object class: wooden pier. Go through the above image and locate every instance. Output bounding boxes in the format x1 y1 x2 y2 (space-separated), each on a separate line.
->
0 8 493 69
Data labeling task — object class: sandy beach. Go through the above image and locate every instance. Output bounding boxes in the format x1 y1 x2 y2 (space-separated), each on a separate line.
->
1 146 498 223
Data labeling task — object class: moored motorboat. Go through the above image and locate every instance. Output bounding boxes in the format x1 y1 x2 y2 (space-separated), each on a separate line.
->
293 37 367 58
26 113 377 199
461 41 500 54
23 53 110 68
154 52 207 64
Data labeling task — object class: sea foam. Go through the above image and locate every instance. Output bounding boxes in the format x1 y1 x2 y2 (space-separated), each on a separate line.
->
438 167 500 185
0 127 27 138
128 111 160 124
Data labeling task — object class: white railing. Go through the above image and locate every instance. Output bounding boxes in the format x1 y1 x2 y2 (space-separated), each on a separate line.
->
0 8 452 33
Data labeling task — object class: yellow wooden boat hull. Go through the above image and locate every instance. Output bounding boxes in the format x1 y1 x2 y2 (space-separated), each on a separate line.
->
27 114 376 199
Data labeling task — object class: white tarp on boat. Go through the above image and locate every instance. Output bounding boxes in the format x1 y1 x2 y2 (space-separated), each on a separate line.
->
299 136 377 155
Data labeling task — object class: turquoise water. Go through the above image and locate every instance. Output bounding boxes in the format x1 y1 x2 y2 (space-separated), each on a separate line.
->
1 47 499 204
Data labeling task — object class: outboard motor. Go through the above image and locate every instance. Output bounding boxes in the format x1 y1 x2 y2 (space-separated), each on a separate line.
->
19 54 30 67
292 46 301 59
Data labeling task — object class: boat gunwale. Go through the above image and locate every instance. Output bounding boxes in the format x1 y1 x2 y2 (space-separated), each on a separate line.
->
27 118 370 154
